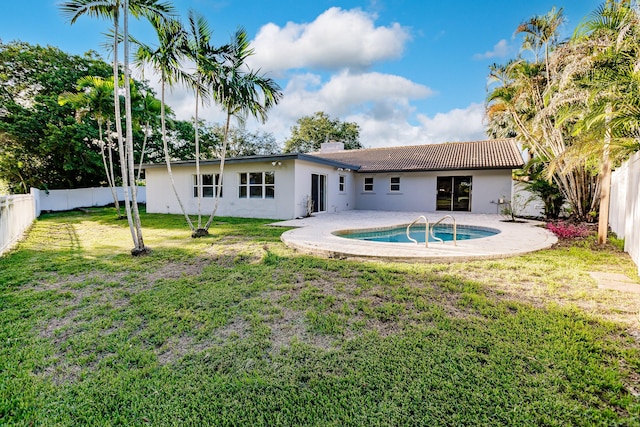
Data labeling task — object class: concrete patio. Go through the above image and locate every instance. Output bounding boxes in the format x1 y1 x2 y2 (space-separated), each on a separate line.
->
272 210 558 262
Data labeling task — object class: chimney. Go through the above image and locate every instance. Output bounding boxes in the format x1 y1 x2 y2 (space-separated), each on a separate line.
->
320 141 344 153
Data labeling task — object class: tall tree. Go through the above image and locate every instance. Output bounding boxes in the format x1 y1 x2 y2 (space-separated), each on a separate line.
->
486 8 600 221
0 42 111 192
135 15 196 233
283 112 362 153
202 28 283 232
516 7 565 81
183 10 228 234
60 0 174 254
58 76 123 217
552 0 640 243
202 124 280 158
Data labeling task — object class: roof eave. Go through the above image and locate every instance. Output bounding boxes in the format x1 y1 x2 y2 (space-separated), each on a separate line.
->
141 153 361 171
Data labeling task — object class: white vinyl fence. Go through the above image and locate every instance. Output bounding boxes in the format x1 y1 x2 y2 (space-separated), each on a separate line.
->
610 151 640 275
1 186 146 257
32 186 146 216
0 194 36 256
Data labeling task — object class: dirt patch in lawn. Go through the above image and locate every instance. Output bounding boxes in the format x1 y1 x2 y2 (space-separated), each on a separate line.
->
257 267 488 352
205 238 268 267
144 259 210 283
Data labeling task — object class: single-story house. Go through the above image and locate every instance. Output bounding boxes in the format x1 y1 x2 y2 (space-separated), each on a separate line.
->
144 139 525 220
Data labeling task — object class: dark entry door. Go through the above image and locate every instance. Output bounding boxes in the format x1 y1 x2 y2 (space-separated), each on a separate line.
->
436 176 472 211
311 174 326 213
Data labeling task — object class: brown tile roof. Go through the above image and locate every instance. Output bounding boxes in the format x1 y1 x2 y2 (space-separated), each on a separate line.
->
310 139 524 172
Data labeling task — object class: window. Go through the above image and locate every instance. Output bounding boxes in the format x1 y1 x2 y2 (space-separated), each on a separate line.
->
364 177 374 192
193 174 222 198
338 175 346 192
239 172 275 199
390 176 401 192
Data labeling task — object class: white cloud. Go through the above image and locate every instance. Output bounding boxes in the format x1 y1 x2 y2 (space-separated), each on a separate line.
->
139 65 485 150
473 39 509 60
248 7 411 72
134 7 486 152
414 103 487 143
275 70 433 119
329 103 487 148
135 63 228 125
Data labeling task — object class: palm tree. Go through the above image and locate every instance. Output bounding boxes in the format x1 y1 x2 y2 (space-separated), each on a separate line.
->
516 7 565 81
59 76 122 217
134 15 196 233
183 10 228 235
202 28 283 231
486 8 601 221
553 0 640 243
60 0 174 254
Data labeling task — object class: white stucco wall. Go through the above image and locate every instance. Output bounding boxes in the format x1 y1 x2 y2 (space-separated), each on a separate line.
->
352 170 514 214
146 160 296 220
293 160 356 217
146 161 516 219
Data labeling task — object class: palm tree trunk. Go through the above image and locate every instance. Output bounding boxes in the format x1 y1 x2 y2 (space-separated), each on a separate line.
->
598 107 613 244
123 0 147 254
136 120 149 182
134 120 149 201
204 109 230 231
99 120 121 216
112 11 138 247
106 120 122 217
195 87 203 232
160 78 195 232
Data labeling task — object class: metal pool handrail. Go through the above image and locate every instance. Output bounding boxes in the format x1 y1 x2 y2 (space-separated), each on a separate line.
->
431 215 457 246
406 215 429 247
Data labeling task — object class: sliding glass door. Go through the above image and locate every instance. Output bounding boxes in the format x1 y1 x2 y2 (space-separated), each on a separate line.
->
436 176 472 211
311 174 326 213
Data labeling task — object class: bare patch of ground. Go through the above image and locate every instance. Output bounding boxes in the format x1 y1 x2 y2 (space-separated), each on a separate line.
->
144 259 210 283
204 237 269 267
266 309 336 353
255 267 489 354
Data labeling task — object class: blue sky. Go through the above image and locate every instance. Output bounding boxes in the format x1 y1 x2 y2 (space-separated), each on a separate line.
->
1 0 602 148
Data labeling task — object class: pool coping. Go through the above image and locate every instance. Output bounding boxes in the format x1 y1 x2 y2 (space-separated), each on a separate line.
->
270 210 558 262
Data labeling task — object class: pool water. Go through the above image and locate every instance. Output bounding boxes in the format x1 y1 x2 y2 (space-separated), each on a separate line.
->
337 224 500 244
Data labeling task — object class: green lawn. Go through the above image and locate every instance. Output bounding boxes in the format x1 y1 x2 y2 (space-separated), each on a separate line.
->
1 207 639 426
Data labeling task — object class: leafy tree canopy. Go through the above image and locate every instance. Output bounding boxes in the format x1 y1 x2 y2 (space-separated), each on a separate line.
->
283 111 362 153
0 41 112 193
142 119 280 162
201 123 280 158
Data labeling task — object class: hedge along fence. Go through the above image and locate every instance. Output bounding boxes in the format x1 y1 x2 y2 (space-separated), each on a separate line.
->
610 151 640 275
0 194 35 256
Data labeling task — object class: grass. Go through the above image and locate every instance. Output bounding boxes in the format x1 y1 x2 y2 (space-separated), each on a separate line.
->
1 207 639 426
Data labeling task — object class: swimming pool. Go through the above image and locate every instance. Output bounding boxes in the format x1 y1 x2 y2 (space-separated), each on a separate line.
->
335 224 500 244
276 211 557 261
